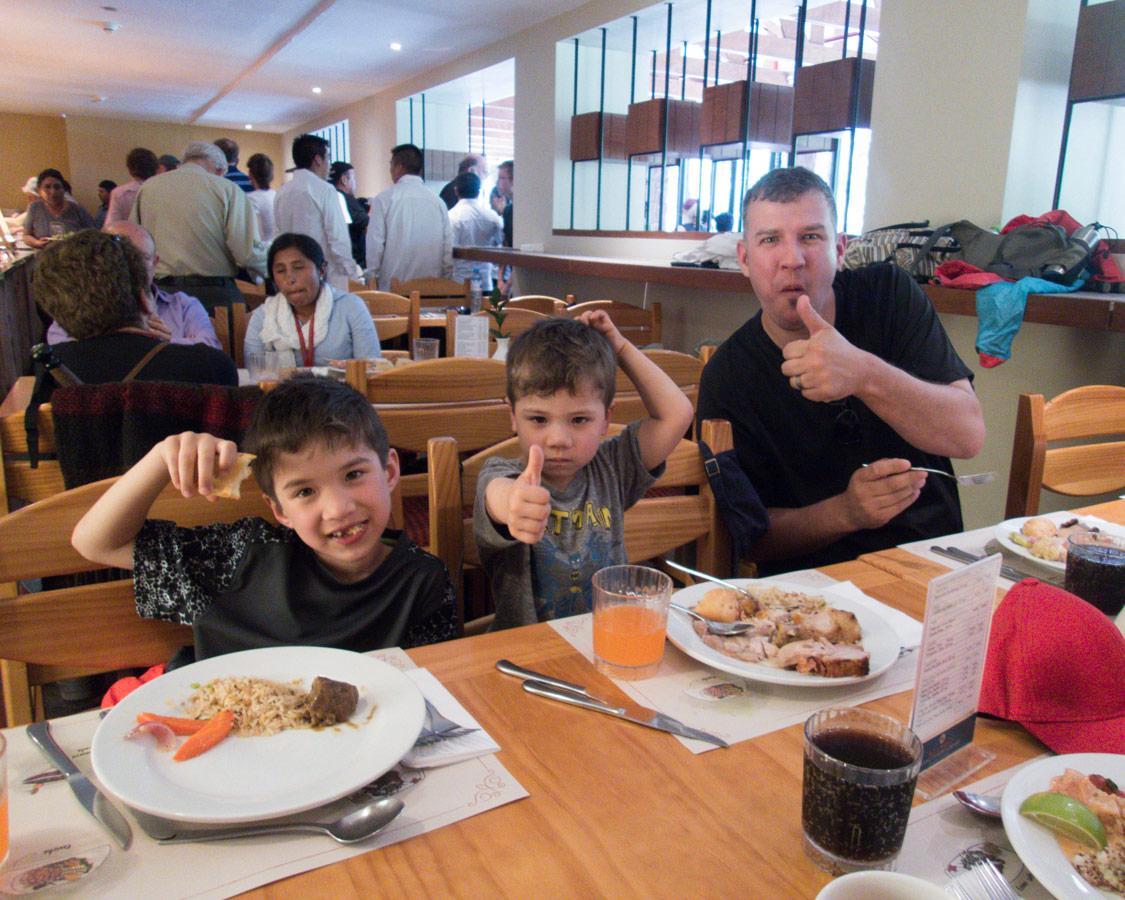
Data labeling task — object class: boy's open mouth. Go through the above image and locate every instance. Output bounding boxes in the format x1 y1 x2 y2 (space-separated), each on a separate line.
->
329 521 368 543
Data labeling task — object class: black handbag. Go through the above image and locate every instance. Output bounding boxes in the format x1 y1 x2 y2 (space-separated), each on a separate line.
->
698 440 769 574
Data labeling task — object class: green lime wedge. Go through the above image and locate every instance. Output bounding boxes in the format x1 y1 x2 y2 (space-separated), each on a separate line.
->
1019 791 1108 850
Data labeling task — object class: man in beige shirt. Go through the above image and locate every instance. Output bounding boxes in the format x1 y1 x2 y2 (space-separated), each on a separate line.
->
130 141 267 311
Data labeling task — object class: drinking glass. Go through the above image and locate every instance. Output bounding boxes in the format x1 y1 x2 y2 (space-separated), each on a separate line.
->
413 338 440 361
1065 533 1125 616
802 707 922 874
591 565 672 680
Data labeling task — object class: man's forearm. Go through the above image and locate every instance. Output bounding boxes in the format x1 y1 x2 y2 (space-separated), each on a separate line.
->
748 498 853 563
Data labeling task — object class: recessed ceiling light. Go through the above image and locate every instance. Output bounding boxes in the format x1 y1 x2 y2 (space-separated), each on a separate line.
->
390 42 402 51
244 124 253 130
102 21 121 33
312 86 322 94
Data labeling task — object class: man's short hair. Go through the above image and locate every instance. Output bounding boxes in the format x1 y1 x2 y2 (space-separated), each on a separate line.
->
157 154 179 171
498 160 513 179
742 166 837 229
453 172 481 200
182 142 227 174
35 229 149 340
714 212 733 233
244 374 391 500
292 134 330 170
506 318 616 408
126 147 159 180
98 179 117 193
391 143 424 176
328 160 353 187
36 168 65 189
246 152 273 187
214 138 239 164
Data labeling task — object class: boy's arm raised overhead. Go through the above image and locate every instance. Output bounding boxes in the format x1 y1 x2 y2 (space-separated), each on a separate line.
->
72 432 242 571
482 445 550 545
577 310 694 471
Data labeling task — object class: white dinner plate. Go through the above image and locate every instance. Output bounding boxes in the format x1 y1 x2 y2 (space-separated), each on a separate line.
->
665 580 900 687
1002 753 1125 900
993 513 1125 573
90 646 425 823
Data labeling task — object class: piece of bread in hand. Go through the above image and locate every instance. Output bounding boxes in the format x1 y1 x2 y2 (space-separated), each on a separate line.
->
211 452 256 499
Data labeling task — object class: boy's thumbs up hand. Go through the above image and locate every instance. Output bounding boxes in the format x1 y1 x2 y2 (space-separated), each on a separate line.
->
507 445 550 544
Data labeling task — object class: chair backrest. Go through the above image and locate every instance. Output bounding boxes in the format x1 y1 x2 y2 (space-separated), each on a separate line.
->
1006 385 1125 518
565 300 662 346
1 405 63 509
209 301 248 366
235 279 266 310
348 279 370 292
611 350 705 424
444 308 551 353
0 477 276 725
392 277 470 305
507 295 572 316
698 344 719 365
427 420 733 625
355 290 421 348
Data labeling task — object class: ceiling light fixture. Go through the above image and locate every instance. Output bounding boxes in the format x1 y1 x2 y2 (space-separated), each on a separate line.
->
390 43 402 51
102 21 121 33
312 86 322 94
245 124 253 130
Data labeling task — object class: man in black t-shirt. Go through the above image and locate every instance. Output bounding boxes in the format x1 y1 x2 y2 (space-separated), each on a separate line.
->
698 168 985 574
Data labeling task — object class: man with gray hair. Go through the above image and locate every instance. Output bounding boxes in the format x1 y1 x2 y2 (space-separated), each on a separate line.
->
130 141 267 311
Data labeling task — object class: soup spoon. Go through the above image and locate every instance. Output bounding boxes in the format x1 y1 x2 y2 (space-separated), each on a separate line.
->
952 789 1002 819
153 796 405 844
670 602 756 636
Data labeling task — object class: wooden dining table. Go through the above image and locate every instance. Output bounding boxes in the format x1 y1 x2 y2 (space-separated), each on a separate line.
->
221 555 1049 900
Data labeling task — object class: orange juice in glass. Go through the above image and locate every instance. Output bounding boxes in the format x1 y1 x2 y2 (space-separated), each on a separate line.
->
591 565 672 680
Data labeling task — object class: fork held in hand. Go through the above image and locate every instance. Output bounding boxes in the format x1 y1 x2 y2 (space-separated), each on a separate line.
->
414 698 479 747
860 462 995 485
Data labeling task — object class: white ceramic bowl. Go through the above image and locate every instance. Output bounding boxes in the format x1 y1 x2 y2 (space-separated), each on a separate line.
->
815 870 949 900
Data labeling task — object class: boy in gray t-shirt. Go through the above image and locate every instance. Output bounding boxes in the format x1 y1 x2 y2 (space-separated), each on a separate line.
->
474 314 694 629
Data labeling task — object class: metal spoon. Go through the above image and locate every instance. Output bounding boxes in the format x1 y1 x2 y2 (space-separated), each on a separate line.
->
670 601 756 636
153 796 405 844
952 789 1002 819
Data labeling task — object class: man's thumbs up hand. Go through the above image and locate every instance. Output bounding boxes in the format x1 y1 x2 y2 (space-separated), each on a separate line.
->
781 295 864 401
796 295 831 335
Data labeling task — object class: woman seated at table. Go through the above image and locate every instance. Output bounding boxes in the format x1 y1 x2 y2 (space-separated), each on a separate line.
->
244 232 380 366
35 229 238 386
22 168 95 249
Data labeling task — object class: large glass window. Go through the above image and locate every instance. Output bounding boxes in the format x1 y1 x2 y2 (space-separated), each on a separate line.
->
311 119 350 165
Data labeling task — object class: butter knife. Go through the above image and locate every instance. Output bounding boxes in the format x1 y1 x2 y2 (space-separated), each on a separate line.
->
26 720 132 849
929 546 1026 582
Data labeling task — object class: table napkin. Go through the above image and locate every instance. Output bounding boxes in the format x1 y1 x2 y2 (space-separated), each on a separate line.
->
401 668 500 768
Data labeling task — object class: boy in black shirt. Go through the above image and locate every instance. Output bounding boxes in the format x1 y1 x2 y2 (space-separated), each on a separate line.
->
73 374 457 659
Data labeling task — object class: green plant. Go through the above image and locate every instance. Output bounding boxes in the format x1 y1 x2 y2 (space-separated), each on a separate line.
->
486 286 509 339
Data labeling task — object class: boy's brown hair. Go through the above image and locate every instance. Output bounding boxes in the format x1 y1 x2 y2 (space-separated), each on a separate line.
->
244 374 390 500
506 318 616 407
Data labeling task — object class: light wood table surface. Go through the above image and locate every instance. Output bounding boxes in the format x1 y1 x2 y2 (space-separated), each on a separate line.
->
228 557 1047 900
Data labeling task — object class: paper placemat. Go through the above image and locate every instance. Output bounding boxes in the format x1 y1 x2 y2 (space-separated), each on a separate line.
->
548 571 924 755
900 524 1064 587
8 659 526 900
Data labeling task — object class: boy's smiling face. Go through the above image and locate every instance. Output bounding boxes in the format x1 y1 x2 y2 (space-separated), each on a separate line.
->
265 439 399 582
509 380 611 491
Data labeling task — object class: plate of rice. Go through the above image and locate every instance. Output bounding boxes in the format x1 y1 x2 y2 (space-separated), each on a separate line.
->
90 646 425 823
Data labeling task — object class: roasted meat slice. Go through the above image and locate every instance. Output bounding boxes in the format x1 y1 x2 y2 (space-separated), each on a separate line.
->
770 639 869 677
301 676 359 726
694 622 778 663
792 608 862 645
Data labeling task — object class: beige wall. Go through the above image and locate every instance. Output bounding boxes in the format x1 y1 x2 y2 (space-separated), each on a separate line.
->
0 112 69 210
63 117 284 214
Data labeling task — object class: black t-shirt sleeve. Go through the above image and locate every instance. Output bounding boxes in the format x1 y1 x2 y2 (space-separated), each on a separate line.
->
399 550 459 648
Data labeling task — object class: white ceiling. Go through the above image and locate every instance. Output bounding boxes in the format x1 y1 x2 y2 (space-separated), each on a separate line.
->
0 0 585 132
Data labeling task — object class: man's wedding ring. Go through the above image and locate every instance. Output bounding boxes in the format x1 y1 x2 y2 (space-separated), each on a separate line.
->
794 375 803 391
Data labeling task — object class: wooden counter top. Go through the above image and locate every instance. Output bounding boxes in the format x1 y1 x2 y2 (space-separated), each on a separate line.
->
455 247 1125 331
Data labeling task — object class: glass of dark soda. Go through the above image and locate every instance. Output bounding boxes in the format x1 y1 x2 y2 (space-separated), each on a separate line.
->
1065 533 1125 617
802 708 923 873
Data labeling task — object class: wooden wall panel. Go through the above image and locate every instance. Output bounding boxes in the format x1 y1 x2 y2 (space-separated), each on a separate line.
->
1069 0 1125 102
792 58 875 136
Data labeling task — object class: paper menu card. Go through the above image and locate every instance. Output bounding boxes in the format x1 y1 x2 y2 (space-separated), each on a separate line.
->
910 553 1000 770
453 314 489 358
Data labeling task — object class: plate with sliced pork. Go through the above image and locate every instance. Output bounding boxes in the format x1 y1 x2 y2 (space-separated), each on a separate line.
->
665 580 900 687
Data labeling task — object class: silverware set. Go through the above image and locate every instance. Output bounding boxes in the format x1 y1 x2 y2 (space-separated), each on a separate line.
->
929 545 1028 582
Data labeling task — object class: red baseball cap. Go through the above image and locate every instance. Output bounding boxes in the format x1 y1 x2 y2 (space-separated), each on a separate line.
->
979 579 1125 753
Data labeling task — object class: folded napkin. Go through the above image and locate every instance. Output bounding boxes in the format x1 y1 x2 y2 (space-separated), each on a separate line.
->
401 668 499 769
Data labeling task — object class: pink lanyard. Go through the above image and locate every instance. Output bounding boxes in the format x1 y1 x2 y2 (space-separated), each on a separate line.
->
293 310 315 367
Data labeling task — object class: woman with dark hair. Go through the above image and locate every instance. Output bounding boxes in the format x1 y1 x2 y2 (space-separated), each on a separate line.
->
34 229 238 385
243 232 380 365
246 153 277 244
329 160 369 268
23 168 95 248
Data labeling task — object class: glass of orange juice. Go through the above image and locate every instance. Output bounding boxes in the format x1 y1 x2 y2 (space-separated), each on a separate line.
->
591 565 672 680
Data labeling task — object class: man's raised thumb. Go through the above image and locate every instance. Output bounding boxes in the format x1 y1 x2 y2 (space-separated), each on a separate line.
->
796 295 831 334
520 445 543 486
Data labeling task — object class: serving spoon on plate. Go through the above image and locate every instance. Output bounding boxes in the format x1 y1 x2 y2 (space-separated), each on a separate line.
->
670 602 756 636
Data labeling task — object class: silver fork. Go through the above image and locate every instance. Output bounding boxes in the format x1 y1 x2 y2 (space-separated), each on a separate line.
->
945 860 1019 900
414 698 479 747
861 463 996 485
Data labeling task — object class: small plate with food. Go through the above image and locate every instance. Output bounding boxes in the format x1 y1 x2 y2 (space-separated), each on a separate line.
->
91 646 424 823
1002 753 1125 899
993 514 1124 572
664 580 900 687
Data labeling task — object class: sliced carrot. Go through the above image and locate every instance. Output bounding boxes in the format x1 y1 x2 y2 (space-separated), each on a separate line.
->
173 709 234 761
137 713 209 736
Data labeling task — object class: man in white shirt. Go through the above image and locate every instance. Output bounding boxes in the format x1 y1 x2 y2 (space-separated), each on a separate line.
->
448 172 503 291
365 143 453 292
274 133 362 291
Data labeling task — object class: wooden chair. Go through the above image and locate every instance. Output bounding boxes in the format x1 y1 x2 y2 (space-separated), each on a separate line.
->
565 300 662 346
391 277 471 308
354 290 421 350
507 295 572 315
698 344 719 365
235 279 266 311
611 350 705 424
348 279 370 292
427 420 733 630
1005 386 1125 518
0 477 276 725
444 308 551 354
1 405 63 511
209 301 249 367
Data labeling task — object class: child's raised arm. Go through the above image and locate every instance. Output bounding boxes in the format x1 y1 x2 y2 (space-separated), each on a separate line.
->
72 432 241 570
577 310 694 471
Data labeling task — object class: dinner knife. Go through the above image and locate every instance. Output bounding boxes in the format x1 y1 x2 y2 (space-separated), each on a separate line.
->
26 720 133 850
520 679 729 748
495 659 595 697
929 546 1027 582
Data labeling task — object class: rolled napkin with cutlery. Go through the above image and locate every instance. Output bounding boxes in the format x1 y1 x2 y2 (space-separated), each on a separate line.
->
401 668 500 768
